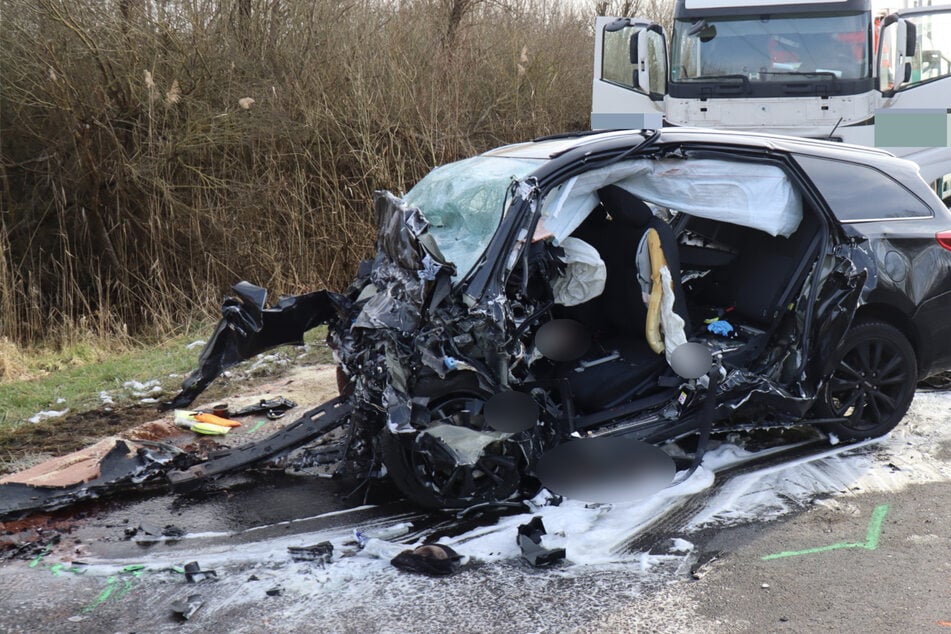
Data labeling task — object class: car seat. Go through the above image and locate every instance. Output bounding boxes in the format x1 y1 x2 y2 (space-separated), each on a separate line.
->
559 186 691 411
685 212 821 327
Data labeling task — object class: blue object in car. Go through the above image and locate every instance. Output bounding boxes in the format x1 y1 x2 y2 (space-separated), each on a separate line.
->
707 319 734 337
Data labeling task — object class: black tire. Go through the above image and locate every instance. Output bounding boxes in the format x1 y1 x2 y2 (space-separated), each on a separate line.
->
380 380 525 509
815 320 917 439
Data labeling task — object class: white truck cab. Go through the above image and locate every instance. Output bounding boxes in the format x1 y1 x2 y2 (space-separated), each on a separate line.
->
592 1 951 188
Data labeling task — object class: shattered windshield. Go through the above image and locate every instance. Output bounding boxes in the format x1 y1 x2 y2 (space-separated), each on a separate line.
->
671 13 870 82
404 155 544 278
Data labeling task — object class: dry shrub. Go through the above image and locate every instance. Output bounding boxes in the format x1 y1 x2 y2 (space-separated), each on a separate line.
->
0 0 598 345
0 338 34 382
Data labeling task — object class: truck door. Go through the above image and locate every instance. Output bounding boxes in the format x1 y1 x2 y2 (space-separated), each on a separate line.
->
592 16 668 130
875 7 951 184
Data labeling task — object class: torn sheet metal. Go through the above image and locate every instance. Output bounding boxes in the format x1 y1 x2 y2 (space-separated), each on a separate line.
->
718 369 814 419
171 594 204 620
167 397 352 490
517 516 566 567
164 286 347 410
353 193 453 334
383 385 414 433
810 250 867 380
288 541 334 564
0 400 352 518
421 425 510 466
0 438 185 519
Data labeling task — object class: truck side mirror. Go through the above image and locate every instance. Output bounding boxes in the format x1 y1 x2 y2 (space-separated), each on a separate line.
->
905 22 917 57
629 31 644 90
898 20 916 86
881 16 918 94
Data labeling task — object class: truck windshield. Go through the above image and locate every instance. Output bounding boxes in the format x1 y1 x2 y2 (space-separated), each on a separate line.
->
403 156 543 278
671 12 870 82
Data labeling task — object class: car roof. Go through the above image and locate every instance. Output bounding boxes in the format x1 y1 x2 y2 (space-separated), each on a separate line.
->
482 130 640 159
482 126 928 197
485 127 897 161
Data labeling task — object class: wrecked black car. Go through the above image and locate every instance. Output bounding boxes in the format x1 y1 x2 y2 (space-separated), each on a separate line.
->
167 127 951 509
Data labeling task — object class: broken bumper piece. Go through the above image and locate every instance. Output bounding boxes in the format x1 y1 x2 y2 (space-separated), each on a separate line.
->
0 438 185 520
183 561 218 583
517 516 566 567
288 541 334 564
166 396 352 490
163 283 347 410
171 594 204 620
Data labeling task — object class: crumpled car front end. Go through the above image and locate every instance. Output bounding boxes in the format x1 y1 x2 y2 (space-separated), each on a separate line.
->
336 183 547 508
164 153 550 506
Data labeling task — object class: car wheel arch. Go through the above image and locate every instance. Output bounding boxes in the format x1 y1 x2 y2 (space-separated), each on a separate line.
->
851 303 922 376
814 319 918 439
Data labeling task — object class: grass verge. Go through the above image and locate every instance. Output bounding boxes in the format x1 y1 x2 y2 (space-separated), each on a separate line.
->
0 326 333 472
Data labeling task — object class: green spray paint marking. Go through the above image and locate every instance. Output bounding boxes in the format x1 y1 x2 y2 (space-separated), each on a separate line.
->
246 419 267 434
28 545 51 568
82 576 117 613
81 565 147 613
762 504 889 561
114 566 145 600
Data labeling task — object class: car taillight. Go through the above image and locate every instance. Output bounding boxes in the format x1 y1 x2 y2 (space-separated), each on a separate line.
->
938 231 951 252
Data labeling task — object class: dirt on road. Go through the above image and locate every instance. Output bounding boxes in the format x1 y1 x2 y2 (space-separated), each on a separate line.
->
0 364 340 475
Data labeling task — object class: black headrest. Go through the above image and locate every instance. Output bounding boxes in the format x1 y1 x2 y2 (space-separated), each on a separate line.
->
597 185 652 227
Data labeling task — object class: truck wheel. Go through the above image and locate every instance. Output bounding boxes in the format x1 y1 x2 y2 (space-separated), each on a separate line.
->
815 320 917 439
380 384 525 509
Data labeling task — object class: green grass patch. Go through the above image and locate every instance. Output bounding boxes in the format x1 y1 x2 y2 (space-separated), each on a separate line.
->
0 325 332 435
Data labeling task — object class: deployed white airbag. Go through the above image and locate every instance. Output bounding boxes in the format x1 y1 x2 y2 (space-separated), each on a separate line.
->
551 237 607 306
541 158 803 241
659 266 687 361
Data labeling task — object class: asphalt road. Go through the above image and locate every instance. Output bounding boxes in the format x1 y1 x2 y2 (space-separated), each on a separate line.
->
1 388 948 633
612 481 951 633
1 480 948 633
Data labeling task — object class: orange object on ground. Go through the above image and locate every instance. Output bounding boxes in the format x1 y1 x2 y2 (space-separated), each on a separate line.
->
193 412 242 428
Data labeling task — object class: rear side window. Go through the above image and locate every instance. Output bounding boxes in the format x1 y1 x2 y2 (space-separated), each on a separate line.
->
795 155 934 221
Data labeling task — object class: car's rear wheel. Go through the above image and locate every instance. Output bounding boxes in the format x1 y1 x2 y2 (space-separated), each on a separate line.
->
380 383 525 509
815 320 917 439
